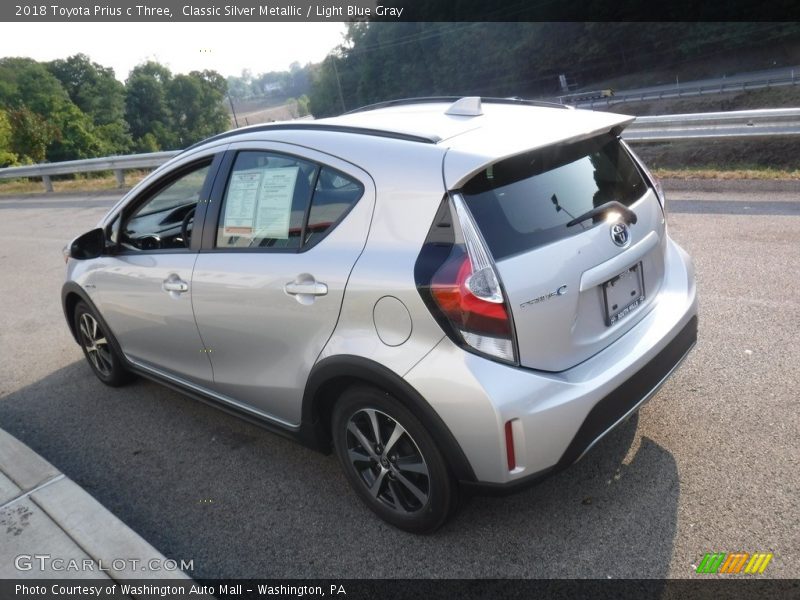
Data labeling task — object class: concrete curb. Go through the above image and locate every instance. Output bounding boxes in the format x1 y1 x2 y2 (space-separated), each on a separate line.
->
0 429 190 582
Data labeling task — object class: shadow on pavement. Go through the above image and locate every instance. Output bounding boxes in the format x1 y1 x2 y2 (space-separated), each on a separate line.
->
0 361 678 580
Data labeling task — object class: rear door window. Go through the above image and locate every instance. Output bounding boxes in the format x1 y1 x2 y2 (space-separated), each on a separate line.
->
304 166 364 248
215 152 364 251
216 151 318 250
461 134 648 260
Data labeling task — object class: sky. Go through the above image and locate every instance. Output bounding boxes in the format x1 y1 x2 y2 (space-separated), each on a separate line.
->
0 22 348 80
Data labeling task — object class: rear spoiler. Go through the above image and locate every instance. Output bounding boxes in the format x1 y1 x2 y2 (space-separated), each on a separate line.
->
442 110 635 189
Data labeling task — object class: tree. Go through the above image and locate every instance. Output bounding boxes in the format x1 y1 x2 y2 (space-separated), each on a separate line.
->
7 106 59 163
125 61 174 150
167 70 229 147
126 63 229 150
48 53 131 154
309 56 346 117
0 109 18 166
296 94 310 117
227 68 254 99
0 57 100 162
308 22 800 116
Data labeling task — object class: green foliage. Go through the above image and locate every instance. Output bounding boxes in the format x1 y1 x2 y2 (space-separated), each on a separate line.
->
125 61 174 149
167 70 229 147
0 109 18 166
125 62 229 150
7 106 59 163
0 55 230 162
48 53 132 154
136 133 160 153
309 22 800 117
5 24 800 164
297 95 310 117
309 57 346 117
0 56 100 162
227 69 254 99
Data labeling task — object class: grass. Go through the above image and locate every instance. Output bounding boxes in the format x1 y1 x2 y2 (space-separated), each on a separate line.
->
653 167 800 180
0 170 151 196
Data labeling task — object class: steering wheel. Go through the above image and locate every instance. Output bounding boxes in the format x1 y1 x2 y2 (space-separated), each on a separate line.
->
181 206 197 249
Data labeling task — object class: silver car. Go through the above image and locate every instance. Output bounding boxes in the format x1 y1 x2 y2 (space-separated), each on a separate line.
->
63 97 697 533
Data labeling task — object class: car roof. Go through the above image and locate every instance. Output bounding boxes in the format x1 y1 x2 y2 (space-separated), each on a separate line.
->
191 97 631 149
181 97 635 189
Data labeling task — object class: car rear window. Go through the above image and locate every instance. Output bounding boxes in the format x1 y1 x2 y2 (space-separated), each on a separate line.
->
460 134 648 260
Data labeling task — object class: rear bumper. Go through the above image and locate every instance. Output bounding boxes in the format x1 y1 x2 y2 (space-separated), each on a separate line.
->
463 314 696 495
404 236 697 487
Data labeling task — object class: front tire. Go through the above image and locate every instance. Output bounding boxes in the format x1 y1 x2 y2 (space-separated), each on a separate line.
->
73 301 132 387
331 385 458 533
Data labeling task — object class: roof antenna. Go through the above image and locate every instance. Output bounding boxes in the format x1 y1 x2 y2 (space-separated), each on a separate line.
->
445 97 483 117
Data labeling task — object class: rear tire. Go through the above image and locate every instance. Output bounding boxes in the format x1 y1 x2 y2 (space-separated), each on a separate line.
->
73 301 132 387
331 385 458 533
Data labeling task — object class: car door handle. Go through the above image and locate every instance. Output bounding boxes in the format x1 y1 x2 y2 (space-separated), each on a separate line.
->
284 281 328 296
162 278 189 293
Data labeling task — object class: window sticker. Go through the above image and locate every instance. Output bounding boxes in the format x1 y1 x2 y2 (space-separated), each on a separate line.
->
253 166 299 240
222 166 299 240
222 169 262 237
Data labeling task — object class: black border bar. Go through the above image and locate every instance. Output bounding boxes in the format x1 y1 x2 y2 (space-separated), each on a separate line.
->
2 578 800 600
3 0 800 22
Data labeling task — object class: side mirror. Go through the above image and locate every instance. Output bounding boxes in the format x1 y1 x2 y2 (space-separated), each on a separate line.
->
69 228 105 260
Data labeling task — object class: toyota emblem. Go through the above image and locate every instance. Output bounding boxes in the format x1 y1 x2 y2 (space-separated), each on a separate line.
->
610 222 631 247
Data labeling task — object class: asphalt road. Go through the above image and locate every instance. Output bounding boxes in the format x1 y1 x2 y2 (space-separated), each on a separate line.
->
0 184 797 578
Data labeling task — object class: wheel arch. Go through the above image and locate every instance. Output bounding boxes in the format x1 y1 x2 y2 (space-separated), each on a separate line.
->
62 282 87 344
300 354 477 483
61 282 126 362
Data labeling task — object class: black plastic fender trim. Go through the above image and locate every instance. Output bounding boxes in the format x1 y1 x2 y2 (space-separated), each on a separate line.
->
301 354 477 483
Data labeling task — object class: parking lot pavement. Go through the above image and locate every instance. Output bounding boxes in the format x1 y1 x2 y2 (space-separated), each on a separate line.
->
0 183 797 579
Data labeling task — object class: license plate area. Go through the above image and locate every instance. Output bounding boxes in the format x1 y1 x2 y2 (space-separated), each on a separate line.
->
603 262 645 326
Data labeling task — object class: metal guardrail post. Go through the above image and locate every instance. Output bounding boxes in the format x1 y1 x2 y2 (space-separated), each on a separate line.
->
42 175 53 193
115 169 125 188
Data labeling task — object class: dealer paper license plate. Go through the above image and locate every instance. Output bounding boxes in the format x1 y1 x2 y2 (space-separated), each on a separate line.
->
603 262 645 326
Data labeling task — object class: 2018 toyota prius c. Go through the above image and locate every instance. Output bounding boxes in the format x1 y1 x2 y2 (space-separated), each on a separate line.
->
63 97 697 532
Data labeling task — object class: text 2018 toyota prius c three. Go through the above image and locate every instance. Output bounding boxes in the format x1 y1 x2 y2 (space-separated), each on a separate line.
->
62 97 697 533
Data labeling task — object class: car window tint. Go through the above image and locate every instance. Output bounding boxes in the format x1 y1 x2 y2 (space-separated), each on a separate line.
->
217 151 318 249
461 134 647 260
304 167 364 247
120 163 210 252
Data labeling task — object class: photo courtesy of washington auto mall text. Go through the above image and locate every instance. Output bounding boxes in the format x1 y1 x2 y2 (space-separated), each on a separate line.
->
13 583 348 597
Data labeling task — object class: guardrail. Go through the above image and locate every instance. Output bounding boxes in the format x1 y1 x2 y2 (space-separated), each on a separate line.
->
576 72 799 108
2 108 800 192
0 151 179 192
623 108 800 142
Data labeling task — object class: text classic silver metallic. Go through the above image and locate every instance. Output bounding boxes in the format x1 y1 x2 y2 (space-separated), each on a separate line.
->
63 97 698 532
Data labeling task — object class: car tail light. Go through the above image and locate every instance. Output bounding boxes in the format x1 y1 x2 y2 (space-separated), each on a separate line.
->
415 193 517 364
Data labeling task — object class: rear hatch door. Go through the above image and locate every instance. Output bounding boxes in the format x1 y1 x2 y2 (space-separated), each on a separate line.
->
453 132 666 372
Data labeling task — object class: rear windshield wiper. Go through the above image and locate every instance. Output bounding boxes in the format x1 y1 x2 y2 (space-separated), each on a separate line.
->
566 200 638 228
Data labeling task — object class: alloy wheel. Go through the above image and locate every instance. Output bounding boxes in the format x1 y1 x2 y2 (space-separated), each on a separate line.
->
78 312 113 377
345 408 430 514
